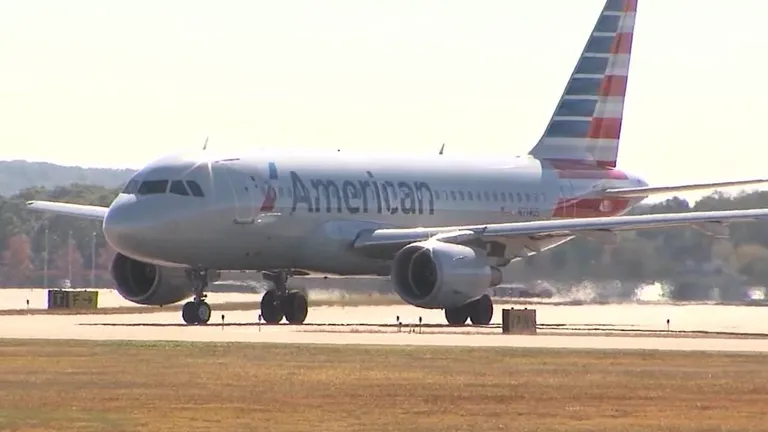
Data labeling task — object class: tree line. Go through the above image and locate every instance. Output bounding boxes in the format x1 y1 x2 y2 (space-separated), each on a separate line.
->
2 183 768 289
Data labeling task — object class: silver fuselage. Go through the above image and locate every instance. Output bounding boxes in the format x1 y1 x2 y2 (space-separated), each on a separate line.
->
102 151 648 274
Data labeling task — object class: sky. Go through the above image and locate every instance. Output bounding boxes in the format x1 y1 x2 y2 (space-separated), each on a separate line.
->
2 0 767 202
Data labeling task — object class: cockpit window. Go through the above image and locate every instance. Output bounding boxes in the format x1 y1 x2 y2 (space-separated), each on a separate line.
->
169 180 190 196
185 180 205 197
122 180 139 194
137 180 169 195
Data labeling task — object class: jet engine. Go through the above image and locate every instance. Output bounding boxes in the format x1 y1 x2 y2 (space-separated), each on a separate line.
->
110 252 195 306
390 240 502 309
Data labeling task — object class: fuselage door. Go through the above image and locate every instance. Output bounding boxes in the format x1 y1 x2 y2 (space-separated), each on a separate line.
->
220 160 255 224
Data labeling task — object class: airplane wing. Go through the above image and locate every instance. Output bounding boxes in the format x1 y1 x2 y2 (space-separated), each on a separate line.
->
353 208 768 258
26 200 109 220
601 179 768 198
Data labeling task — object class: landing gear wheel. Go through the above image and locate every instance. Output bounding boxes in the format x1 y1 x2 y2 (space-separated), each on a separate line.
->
195 301 212 324
182 301 198 324
469 294 493 325
181 301 212 324
260 290 284 324
283 291 308 324
445 306 469 325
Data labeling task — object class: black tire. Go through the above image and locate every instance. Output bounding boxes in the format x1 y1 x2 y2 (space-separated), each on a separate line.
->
260 290 284 324
283 291 308 324
182 301 199 324
444 306 469 325
196 301 212 324
469 294 493 325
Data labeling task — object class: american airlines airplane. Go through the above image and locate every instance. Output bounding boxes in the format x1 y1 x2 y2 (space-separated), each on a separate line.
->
26 0 768 326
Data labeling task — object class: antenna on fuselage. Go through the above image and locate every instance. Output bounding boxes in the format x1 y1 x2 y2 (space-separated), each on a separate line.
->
202 136 209 151
439 143 445 155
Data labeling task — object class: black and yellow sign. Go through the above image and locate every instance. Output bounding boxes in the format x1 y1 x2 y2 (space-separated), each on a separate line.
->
501 308 537 335
47 290 99 310
47 290 69 309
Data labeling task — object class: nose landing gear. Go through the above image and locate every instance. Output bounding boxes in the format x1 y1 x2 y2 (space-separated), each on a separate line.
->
181 267 213 325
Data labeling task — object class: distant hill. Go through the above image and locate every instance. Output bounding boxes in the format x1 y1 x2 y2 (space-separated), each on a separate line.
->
0 160 135 197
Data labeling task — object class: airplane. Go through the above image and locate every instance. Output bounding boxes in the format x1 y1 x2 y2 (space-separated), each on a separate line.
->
25 0 768 326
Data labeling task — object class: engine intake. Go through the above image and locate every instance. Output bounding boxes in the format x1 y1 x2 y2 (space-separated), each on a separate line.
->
391 240 502 309
110 253 194 306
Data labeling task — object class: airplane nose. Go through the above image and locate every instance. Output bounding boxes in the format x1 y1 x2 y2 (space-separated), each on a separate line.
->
103 195 146 256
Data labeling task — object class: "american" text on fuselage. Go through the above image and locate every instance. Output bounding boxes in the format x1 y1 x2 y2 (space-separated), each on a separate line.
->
289 171 435 215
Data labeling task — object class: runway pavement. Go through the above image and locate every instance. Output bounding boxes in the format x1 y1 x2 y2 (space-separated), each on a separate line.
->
2 293 768 352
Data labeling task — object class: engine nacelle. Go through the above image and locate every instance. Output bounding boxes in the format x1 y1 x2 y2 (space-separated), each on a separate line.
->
110 252 194 306
390 240 502 309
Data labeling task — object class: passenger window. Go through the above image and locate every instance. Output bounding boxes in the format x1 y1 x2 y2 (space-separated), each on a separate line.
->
169 180 190 196
186 181 205 197
500 192 507 202
450 191 457 201
137 180 169 195
483 191 490 201
476 192 482 201
435 190 441 200
458 191 465 200
122 180 139 194
525 193 530 202
492 191 498 201
278 187 285 196
508 192 514 202
517 192 523 202
467 191 473 201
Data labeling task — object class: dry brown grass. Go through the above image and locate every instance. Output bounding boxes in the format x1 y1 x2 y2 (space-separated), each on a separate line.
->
1 340 768 432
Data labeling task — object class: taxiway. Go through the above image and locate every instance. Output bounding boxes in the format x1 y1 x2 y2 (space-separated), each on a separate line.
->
2 288 768 353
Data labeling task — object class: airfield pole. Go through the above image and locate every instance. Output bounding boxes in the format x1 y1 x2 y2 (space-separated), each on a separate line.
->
90 232 96 288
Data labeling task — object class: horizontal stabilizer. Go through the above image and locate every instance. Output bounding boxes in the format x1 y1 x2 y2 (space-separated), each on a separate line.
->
602 179 768 198
26 200 108 220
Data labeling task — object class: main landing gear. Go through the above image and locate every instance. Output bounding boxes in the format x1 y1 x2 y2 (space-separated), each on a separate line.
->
182 267 213 325
259 270 308 324
444 294 494 326
179 267 308 325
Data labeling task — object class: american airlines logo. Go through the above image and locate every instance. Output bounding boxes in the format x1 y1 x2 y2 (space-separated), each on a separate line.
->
259 162 279 212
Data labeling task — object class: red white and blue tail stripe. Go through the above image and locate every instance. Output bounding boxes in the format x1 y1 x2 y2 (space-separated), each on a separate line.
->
529 0 637 169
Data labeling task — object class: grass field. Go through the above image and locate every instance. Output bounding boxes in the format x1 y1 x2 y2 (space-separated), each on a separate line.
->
1 340 767 431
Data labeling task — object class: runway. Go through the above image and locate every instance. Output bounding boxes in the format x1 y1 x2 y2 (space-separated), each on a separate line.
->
2 288 768 353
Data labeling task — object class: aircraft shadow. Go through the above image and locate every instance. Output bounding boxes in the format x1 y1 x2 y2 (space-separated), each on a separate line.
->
76 322 638 329
78 322 502 329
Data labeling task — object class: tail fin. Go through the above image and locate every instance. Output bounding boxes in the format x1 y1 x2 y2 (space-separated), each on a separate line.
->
528 0 638 168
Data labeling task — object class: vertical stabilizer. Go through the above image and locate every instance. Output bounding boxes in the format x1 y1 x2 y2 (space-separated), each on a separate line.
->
528 0 638 168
